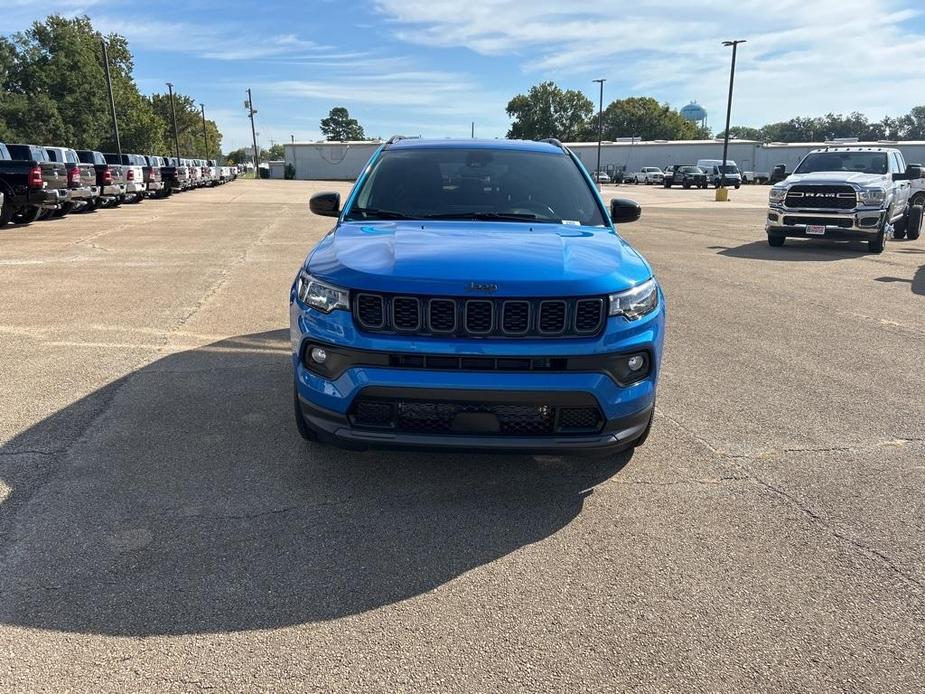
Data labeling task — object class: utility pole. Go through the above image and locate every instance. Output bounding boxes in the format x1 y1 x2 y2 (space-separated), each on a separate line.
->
166 83 181 164
471 122 475 138
199 103 209 159
101 40 121 159
592 78 606 187
718 40 746 201
245 88 259 173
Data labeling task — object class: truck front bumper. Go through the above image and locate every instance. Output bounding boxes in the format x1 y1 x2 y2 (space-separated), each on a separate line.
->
766 207 885 240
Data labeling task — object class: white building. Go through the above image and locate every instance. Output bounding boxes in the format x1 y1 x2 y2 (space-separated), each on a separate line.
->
285 139 925 181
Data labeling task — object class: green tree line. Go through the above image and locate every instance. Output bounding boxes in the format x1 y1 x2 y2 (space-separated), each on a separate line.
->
0 15 222 157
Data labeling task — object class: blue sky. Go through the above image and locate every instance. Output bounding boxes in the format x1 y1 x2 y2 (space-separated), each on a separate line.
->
5 0 925 151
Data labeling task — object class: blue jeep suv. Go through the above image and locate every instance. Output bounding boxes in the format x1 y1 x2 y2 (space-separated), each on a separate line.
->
290 137 665 453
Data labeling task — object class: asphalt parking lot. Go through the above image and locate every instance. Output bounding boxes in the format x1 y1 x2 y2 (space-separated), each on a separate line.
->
1 180 923 692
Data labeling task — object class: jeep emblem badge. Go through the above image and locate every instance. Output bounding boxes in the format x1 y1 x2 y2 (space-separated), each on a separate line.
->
466 281 498 293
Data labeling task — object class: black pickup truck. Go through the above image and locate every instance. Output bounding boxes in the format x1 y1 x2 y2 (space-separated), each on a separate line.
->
145 155 175 198
0 142 70 226
663 164 708 189
76 150 126 207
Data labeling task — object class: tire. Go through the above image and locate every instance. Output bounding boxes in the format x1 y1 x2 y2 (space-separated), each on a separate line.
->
734 184 740 189
906 204 923 241
0 193 13 227
893 212 908 239
868 225 886 254
56 202 75 217
293 383 317 442
700 183 707 189
11 206 41 224
768 234 786 247
663 182 670 188
683 182 691 189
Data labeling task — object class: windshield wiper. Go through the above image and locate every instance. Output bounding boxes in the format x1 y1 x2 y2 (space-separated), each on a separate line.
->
346 207 412 220
423 211 554 223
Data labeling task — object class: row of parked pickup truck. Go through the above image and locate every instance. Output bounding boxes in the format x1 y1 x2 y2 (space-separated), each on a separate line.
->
0 143 238 226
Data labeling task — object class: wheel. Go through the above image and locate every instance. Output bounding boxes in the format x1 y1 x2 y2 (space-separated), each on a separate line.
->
56 202 75 217
663 182 671 188
0 192 13 227
868 225 886 254
683 182 691 189
893 212 908 239
633 177 639 185
768 234 786 247
700 183 707 189
734 184 740 189
293 383 317 442
11 206 41 224
907 204 922 241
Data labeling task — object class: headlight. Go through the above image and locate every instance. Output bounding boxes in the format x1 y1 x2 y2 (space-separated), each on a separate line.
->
769 187 787 203
609 278 659 320
296 269 349 313
859 188 886 205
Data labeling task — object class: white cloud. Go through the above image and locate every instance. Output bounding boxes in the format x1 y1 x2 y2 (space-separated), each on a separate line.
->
375 0 925 126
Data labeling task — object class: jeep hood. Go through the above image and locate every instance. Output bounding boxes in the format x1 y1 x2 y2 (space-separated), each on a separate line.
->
783 171 890 187
307 221 652 297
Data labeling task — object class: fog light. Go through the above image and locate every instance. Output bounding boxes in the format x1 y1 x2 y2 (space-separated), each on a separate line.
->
627 355 645 371
310 347 327 364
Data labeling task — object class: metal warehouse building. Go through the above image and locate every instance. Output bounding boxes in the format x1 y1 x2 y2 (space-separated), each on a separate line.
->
284 139 925 181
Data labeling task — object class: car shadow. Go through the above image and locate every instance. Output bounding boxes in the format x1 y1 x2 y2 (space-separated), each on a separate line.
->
875 265 925 295
712 240 871 261
0 329 631 636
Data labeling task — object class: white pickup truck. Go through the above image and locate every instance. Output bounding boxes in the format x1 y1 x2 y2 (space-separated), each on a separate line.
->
630 167 664 185
766 146 923 253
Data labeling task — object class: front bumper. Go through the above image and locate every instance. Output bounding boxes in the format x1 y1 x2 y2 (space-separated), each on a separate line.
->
290 293 664 452
766 206 885 239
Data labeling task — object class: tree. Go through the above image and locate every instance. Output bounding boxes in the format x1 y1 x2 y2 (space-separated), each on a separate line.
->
264 143 285 160
320 107 365 141
716 126 762 140
225 147 250 165
506 81 593 141
151 91 222 158
599 97 709 141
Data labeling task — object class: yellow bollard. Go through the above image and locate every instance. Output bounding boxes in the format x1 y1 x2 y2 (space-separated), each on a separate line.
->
714 186 729 202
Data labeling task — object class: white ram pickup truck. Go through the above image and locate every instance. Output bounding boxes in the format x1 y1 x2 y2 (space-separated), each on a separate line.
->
766 146 923 253
631 167 664 185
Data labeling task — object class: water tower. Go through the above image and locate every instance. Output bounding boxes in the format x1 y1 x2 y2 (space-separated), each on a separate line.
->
680 101 708 130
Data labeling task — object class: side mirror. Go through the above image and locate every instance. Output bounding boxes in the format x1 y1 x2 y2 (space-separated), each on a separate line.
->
909 164 924 180
610 198 641 224
309 191 341 217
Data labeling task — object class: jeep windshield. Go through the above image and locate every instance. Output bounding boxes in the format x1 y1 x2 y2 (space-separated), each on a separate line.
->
345 147 607 226
795 151 888 175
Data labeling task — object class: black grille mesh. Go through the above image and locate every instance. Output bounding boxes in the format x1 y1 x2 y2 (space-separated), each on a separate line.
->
352 293 605 338
785 185 856 210
502 301 530 334
575 299 604 333
539 301 567 334
558 407 602 431
392 297 420 330
428 299 456 332
465 301 494 334
356 294 384 328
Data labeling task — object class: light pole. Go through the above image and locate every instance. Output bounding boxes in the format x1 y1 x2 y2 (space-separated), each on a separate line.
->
166 82 181 164
245 88 259 174
199 103 209 159
717 39 745 201
101 40 121 159
593 78 606 186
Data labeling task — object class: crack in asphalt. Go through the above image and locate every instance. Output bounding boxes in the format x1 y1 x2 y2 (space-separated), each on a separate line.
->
655 410 925 598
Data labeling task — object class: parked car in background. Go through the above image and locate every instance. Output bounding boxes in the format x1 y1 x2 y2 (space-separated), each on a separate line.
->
165 157 191 191
219 165 233 183
2 142 65 225
769 164 789 185
663 165 707 189
592 171 611 184
145 156 173 198
766 146 923 252
46 146 99 213
741 170 769 185
134 154 164 198
207 159 220 185
107 153 145 204
186 158 202 188
696 159 742 189
631 167 664 185
4 143 70 221
77 149 125 206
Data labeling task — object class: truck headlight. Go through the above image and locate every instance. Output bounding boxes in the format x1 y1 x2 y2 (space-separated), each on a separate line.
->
859 188 886 205
769 187 787 203
296 270 349 313
609 278 659 320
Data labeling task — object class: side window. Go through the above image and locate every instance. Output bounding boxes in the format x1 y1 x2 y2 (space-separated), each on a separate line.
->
46 149 59 162
894 152 906 173
66 150 79 164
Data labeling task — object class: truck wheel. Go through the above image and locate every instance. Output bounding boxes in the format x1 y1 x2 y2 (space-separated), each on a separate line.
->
734 184 741 189
768 234 786 247
869 225 887 253
0 194 13 227
683 182 691 189
906 204 923 241
663 182 670 188
12 207 41 224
